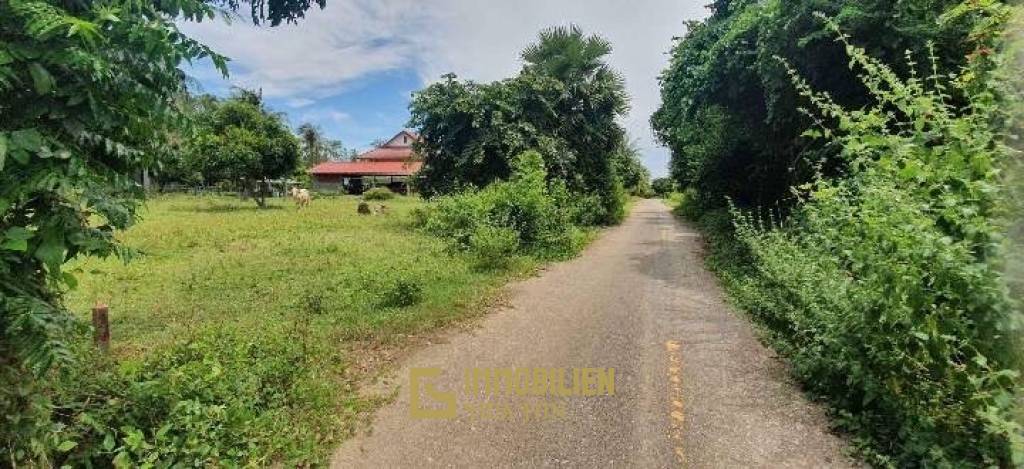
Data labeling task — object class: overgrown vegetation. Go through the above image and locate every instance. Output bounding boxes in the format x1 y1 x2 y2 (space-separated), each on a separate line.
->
652 0 983 210
416 151 588 268
0 0 329 462
651 177 675 198
410 25 633 225
51 327 345 466
661 0 1023 465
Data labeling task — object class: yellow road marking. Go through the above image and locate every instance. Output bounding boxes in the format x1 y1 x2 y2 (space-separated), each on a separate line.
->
665 340 685 466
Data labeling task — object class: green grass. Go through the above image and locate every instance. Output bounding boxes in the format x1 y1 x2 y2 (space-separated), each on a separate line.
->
53 194 538 465
67 194 530 356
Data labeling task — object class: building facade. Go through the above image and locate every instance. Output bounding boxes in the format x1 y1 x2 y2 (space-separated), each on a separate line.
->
310 130 423 194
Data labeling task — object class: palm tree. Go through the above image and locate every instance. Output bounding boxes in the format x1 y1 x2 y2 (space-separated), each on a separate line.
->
297 123 346 166
521 24 615 83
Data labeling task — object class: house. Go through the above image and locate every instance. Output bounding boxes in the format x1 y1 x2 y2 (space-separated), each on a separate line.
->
310 130 423 194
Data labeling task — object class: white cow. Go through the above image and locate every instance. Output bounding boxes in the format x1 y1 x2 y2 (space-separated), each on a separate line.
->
290 187 311 209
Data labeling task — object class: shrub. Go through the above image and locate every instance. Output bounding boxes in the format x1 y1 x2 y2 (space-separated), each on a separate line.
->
377 277 424 308
418 151 584 263
469 225 520 269
362 187 395 201
669 188 702 220
651 177 676 198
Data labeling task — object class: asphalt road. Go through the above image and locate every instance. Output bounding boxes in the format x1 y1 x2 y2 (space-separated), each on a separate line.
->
332 199 854 468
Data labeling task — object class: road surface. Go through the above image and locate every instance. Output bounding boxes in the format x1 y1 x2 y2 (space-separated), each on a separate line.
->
332 199 853 468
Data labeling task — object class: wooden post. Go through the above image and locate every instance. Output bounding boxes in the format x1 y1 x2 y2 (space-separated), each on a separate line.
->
92 303 110 351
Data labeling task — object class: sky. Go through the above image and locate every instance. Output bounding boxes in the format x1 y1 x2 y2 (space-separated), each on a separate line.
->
181 0 711 177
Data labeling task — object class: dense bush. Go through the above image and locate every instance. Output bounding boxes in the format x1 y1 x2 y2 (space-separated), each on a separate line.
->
468 226 520 269
417 151 586 266
362 187 396 201
48 327 344 467
689 15 1023 465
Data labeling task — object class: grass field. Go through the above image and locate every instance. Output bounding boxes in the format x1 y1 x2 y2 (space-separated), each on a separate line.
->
46 187 624 466
67 194 529 357
52 194 539 465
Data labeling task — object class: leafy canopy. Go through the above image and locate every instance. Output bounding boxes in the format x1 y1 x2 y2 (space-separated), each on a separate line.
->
651 0 979 209
187 91 300 206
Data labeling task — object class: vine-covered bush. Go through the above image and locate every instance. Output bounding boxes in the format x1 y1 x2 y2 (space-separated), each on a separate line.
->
721 16 1023 466
0 0 322 463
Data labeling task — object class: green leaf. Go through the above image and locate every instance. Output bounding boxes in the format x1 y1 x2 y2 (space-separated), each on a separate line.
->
112 451 132 468
10 129 43 152
28 62 54 95
102 433 116 451
2 227 33 252
34 231 66 271
62 271 78 289
801 129 822 139
56 441 78 452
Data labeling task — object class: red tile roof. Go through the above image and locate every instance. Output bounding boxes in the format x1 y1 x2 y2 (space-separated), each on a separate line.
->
310 160 423 176
358 146 416 161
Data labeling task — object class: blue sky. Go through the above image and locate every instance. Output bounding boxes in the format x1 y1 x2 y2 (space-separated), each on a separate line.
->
187 52 423 154
181 1 711 176
191 64 423 152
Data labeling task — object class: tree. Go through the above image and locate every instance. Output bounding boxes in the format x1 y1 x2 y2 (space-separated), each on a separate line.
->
612 140 652 197
651 0 979 212
189 91 300 207
521 24 614 83
411 25 630 224
410 73 568 196
651 177 675 197
522 24 630 223
0 0 320 461
209 0 325 26
297 122 345 166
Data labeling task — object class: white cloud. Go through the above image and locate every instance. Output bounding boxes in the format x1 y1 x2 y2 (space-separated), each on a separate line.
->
286 97 317 108
292 109 352 128
181 0 710 176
